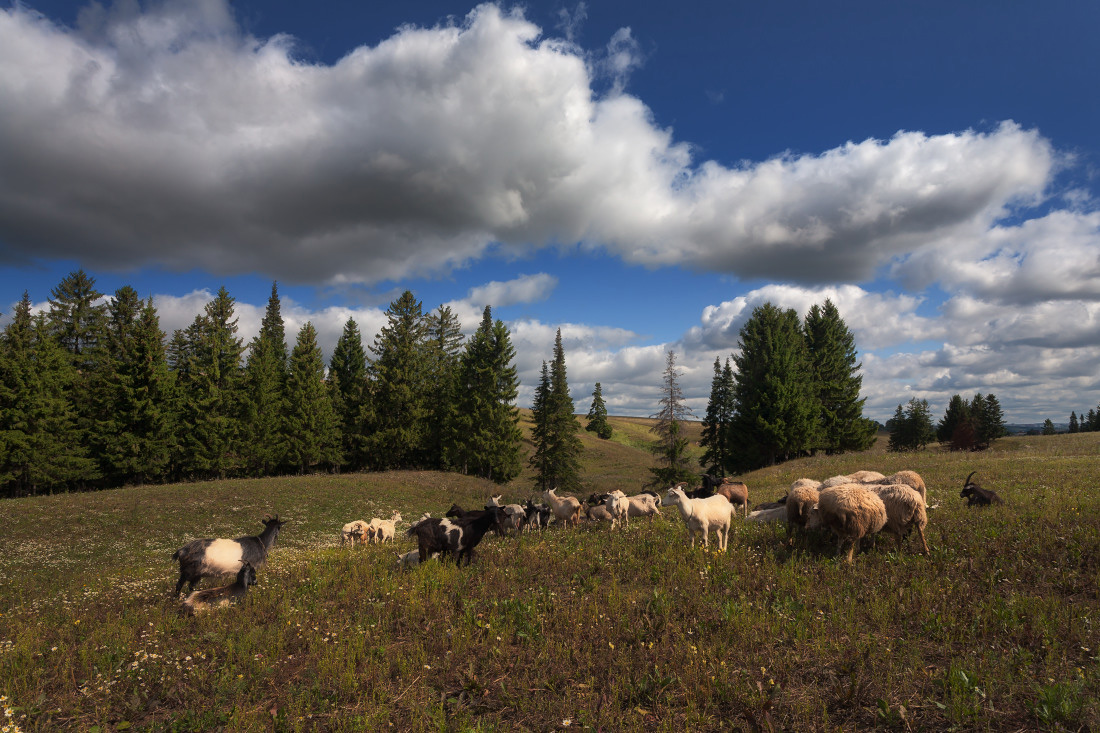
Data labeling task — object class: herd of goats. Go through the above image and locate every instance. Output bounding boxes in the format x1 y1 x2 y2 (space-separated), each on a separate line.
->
169 470 1004 615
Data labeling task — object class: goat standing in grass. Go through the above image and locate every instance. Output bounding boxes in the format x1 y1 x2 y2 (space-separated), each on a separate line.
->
172 515 285 597
180 562 257 615
663 486 735 551
543 488 583 527
407 508 503 566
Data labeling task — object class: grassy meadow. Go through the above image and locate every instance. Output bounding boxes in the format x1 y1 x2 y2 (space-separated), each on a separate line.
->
1 415 1099 731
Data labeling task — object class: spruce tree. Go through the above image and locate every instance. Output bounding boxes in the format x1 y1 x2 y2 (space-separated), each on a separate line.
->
242 283 288 475
530 329 583 492
366 290 429 469
453 306 523 483
887 398 935 451
975 393 1007 448
728 303 817 471
937 394 974 450
699 358 735 475
283 322 341 473
1069 411 1079 433
649 350 696 487
1041 418 1057 436
329 317 370 470
528 361 553 489
804 299 874 454
0 295 96 495
174 287 245 479
1087 408 1097 432
96 289 171 485
424 305 465 469
585 382 612 439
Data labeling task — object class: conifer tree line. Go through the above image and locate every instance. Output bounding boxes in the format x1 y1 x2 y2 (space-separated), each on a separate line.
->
699 299 878 475
886 392 1007 452
1068 407 1100 433
0 271 524 496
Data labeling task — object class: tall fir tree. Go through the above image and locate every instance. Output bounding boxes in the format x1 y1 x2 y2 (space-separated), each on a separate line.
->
585 382 612 439
48 269 108 476
1041 418 1057 435
974 393 1007 448
96 289 172 484
804 299 875 454
887 398 935 451
283 322 341 473
329 317 370 470
727 303 817 471
174 287 245 479
530 329 583 491
424 305 465 469
649 350 696 486
1069 411 1079 433
242 283 289 475
1087 408 1097 432
528 361 553 489
452 306 523 483
937 394 975 450
699 357 735 475
366 291 429 469
0 295 97 495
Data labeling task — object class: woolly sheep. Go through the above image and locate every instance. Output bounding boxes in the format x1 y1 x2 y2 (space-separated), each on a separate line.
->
873 470 927 503
806 484 887 563
785 483 820 544
867 484 929 555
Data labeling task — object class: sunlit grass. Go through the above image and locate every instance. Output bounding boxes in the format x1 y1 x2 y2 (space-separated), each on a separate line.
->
0 426 1098 730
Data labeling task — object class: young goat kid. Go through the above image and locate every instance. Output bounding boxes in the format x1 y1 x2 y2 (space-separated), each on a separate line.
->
180 562 257 615
172 515 285 597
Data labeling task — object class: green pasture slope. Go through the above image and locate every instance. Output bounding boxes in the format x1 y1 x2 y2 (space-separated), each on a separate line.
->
1 419 1098 731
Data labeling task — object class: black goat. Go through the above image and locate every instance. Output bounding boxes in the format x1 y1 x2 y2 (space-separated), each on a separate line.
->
172 515 286 597
960 472 1004 507
407 508 503 566
180 562 257 615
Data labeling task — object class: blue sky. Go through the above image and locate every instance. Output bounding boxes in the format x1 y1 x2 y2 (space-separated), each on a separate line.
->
2 0 1099 423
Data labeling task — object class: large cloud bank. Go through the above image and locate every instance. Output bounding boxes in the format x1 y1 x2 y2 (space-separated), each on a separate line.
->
0 1 1055 285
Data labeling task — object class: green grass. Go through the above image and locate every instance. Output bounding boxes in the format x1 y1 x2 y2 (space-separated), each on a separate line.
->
1 422 1098 731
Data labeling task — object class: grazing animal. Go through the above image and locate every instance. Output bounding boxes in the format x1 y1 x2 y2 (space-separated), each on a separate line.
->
872 470 927 503
663 486 735 551
396 548 440 568
785 483 820 544
619 490 663 522
542 488 583 527
406 508 502 566
487 495 527 536
340 520 371 546
604 490 630 529
805 485 887 563
867 484 929 555
172 515 285 597
523 500 553 530
960 471 1004 507
180 562 257 615
365 511 402 544
713 480 749 518
585 503 613 523
747 505 788 523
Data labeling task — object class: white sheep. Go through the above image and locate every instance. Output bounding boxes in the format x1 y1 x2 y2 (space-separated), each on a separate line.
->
663 486 735 551
871 470 927 503
785 482 820 544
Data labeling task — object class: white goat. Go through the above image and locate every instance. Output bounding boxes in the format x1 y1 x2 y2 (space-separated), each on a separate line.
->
604 490 630 530
663 486 735 551
542 488 583 527
340 520 371 546
487 495 527 535
368 511 402 544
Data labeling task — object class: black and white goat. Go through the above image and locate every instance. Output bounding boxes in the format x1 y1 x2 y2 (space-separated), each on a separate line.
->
960 472 1004 507
406 508 502 566
172 515 286 597
180 562 257 615
524 499 553 530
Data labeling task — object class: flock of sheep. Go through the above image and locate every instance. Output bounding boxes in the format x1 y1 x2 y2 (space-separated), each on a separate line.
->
168 469 1003 613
